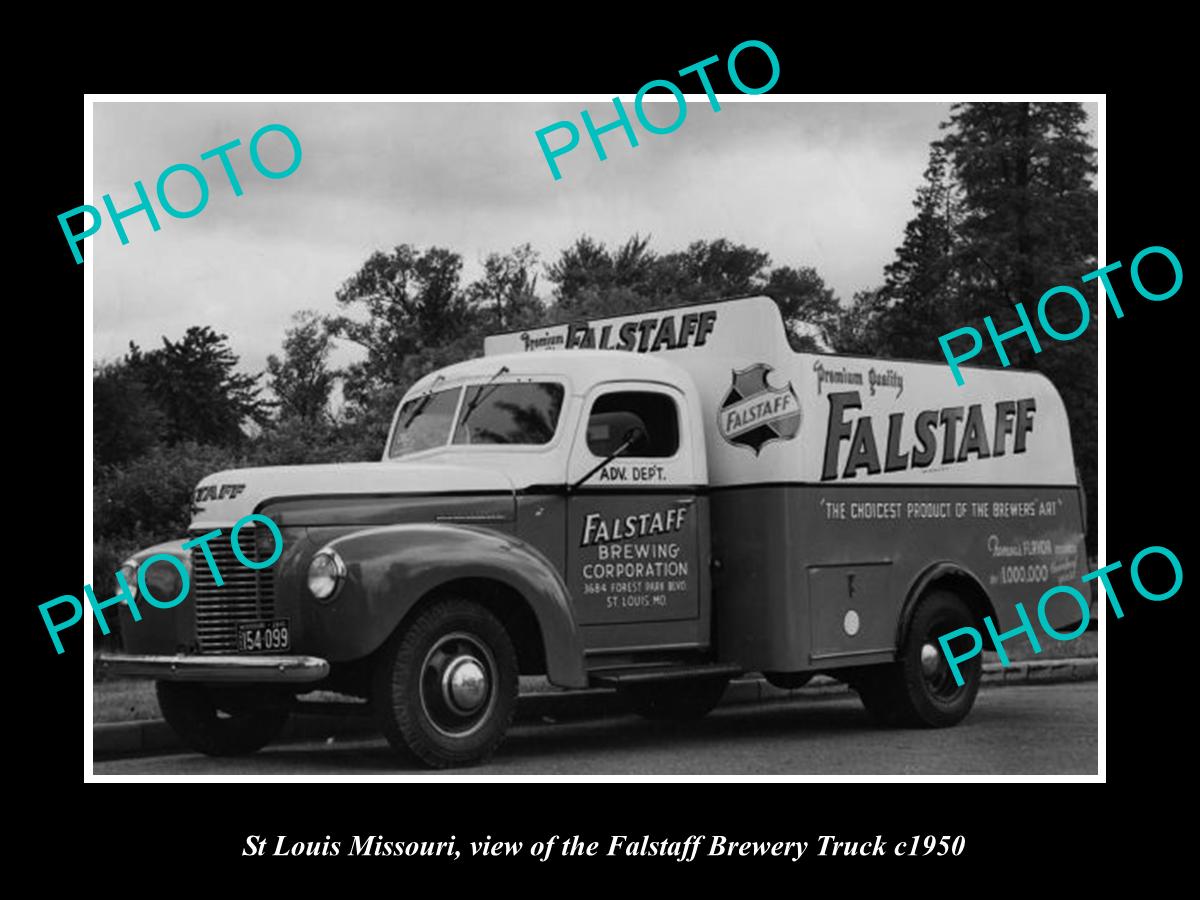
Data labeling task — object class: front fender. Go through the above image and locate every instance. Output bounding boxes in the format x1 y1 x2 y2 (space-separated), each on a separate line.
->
315 524 587 687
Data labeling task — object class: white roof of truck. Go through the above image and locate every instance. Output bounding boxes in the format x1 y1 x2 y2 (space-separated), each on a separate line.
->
409 348 691 396
481 296 1078 488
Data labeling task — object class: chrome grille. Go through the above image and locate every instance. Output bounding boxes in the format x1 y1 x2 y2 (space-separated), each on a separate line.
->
191 526 278 653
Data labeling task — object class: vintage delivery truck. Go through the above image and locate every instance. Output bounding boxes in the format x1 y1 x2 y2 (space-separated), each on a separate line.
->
100 296 1087 768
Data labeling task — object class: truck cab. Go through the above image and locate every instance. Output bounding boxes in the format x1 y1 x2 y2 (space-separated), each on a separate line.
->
387 349 713 659
101 296 1087 767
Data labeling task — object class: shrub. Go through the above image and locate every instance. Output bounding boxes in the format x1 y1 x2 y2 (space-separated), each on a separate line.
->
93 442 242 592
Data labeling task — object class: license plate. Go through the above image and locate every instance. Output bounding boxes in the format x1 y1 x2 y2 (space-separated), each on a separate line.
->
237 619 290 653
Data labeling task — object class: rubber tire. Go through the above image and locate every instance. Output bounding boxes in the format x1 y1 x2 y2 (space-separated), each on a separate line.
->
625 677 730 721
764 671 814 690
855 589 983 728
155 682 290 757
373 598 518 769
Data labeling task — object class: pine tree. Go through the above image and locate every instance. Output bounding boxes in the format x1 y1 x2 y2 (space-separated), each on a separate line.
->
938 102 1097 356
126 326 268 446
872 101 1098 548
878 144 959 357
940 103 1097 548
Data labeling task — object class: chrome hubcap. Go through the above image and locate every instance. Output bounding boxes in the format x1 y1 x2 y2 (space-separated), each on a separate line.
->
920 643 941 677
919 629 967 701
443 656 488 713
419 633 497 738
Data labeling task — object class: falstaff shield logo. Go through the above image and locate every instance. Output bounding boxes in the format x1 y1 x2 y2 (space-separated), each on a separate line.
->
718 364 802 455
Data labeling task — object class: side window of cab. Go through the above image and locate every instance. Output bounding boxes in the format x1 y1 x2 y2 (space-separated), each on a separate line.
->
586 391 679 458
570 384 697 488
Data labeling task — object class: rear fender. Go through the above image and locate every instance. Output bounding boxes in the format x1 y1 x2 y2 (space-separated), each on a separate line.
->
898 561 996 648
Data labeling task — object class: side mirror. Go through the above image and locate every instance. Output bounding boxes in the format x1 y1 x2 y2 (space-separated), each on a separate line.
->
620 425 645 452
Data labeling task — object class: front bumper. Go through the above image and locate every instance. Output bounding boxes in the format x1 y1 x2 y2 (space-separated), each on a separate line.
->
97 653 330 684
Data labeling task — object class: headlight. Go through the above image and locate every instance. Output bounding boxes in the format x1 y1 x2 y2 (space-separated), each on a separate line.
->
307 549 346 601
118 561 139 601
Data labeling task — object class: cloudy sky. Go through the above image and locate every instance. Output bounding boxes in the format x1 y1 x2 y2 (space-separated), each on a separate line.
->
91 100 1095 374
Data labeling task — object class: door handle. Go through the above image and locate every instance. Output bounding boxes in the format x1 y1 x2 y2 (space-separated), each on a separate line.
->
674 497 695 506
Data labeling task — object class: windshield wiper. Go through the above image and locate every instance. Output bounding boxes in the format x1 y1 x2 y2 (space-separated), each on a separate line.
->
458 366 510 429
400 374 446 428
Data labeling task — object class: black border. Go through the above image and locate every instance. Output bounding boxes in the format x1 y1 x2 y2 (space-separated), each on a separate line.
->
31 20 1191 881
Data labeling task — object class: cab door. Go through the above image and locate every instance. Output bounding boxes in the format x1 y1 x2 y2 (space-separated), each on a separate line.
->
565 382 709 641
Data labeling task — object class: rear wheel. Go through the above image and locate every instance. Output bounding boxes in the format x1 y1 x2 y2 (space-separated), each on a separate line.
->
624 677 730 721
854 589 982 727
155 682 291 756
373 597 518 769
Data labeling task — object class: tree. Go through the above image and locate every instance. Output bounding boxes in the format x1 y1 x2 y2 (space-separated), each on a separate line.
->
93 441 240 597
126 326 269 446
879 144 960 357
266 311 336 424
939 103 1096 317
864 101 1098 550
329 245 479 413
546 234 658 317
546 235 842 350
93 360 167 468
828 287 893 356
938 103 1098 551
468 244 546 332
762 265 840 351
651 239 769 303
879 104 1097 360
610 234 657 289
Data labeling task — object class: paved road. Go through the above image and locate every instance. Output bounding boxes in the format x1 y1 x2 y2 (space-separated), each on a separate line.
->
95 683 1096 775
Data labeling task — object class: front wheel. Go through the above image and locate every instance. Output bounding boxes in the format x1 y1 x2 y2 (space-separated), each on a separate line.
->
373 598 519 769
854 589 982 728
155 682 291 756
624 677 730 721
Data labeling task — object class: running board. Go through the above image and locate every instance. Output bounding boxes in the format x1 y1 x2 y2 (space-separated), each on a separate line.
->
589 663 743 687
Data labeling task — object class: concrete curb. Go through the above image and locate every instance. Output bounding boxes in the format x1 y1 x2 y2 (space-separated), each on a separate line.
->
93 657 1097 760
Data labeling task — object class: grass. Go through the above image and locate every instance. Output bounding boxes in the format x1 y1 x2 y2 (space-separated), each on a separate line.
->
94 678 160 723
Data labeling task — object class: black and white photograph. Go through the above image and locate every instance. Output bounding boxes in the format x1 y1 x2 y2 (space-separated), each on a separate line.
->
79 95 1107 777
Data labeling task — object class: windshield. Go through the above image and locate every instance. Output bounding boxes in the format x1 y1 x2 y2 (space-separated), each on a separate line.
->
387 381 565 458
453 382 564 445
387 387 462 458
